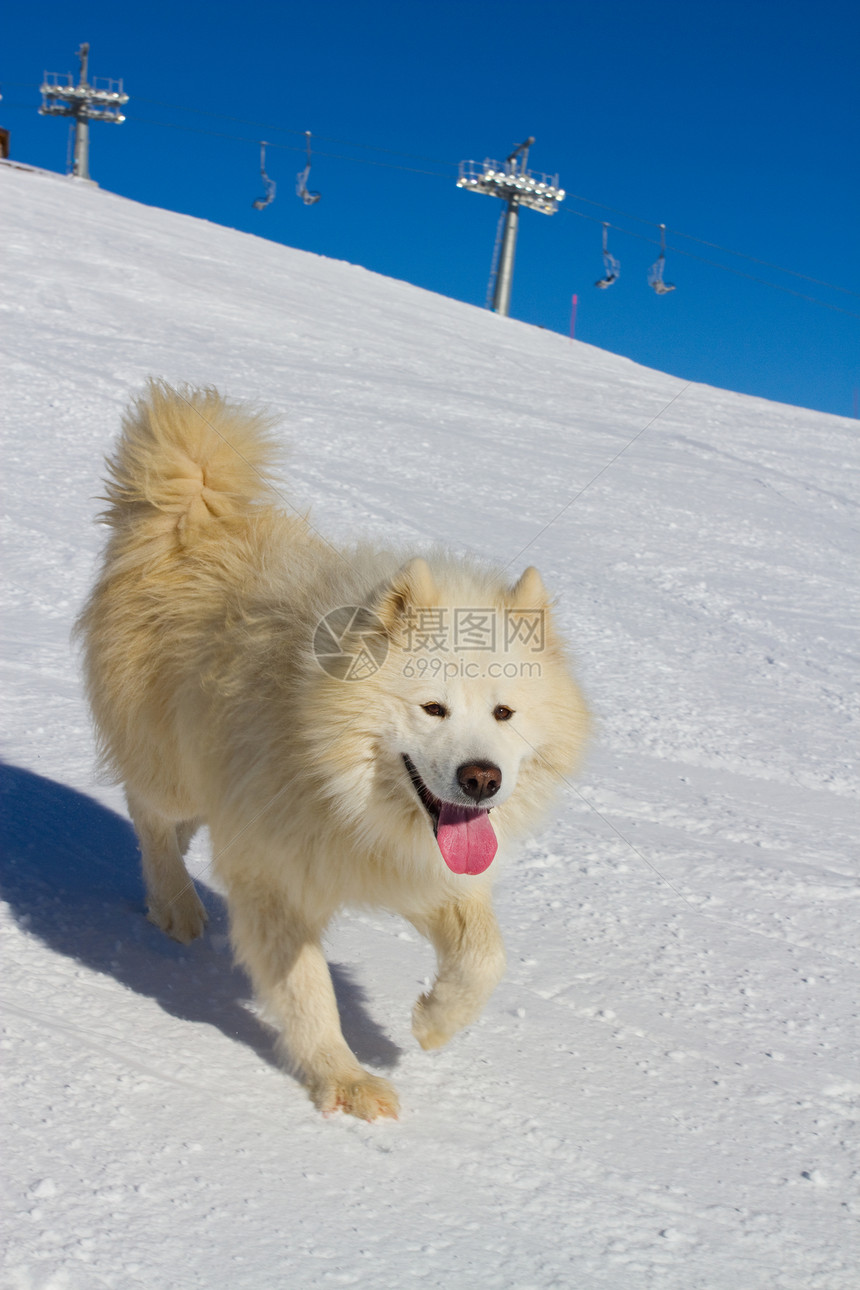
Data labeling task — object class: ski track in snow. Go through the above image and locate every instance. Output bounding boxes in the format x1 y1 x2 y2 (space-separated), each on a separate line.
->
1 160 858 1289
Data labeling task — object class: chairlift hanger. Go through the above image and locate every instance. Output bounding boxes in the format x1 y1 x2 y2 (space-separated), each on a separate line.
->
296 131 321 205
252 140 276 211
595 221 620 288
648 223 676 294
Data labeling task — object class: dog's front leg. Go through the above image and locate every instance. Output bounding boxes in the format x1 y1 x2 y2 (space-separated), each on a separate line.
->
411 892 507 1050
227 887 399 1121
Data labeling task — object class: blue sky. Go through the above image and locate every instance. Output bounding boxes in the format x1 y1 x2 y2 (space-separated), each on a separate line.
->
4 0 859 418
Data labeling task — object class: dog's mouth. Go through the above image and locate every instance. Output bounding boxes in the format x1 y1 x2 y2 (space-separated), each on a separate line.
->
403 753 443 824
402 754 498 876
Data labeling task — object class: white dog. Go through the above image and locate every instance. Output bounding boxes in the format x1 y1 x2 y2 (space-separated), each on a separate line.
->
77 382 588 1119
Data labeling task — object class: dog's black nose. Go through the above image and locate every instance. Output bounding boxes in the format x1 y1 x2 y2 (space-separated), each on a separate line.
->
457 761 502 803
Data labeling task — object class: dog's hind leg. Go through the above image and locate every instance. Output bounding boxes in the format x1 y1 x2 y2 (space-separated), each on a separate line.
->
127 792 208 945
410 891 507 1050
226 884 399 1121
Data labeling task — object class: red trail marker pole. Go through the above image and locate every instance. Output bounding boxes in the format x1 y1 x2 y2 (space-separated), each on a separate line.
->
570 293 578 340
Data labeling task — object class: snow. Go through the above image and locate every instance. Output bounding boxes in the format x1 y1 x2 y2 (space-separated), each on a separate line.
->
1 159 858 1289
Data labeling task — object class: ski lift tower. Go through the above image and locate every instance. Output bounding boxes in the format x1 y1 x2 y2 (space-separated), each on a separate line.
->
39 43 128 181
457 137 565 316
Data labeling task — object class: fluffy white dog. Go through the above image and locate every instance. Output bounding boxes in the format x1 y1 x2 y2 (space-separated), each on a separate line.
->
77 382 588 1119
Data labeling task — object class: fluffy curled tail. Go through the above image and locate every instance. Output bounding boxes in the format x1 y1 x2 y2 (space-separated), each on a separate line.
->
101 380 280 543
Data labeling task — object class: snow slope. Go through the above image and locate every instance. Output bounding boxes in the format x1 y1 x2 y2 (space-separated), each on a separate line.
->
1 160 858 1290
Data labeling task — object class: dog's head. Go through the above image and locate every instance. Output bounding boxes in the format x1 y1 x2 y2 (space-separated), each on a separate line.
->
368 558 588 875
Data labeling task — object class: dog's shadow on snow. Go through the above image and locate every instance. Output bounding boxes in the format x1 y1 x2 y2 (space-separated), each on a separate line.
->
0 762 401 1076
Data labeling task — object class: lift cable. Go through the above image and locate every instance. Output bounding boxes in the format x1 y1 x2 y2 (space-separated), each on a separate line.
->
125 104 860 302
127 95 453 167
122 114 451 178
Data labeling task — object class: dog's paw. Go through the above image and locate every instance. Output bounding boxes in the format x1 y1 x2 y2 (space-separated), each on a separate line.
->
310 1071 400 1122
147 888 208 944
412 992 457 1050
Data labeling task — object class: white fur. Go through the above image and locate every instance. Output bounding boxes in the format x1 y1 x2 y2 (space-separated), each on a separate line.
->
76 381 589 1120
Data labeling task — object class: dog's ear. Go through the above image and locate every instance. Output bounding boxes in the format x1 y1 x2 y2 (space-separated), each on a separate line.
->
374 557 439 633
508 565 549 610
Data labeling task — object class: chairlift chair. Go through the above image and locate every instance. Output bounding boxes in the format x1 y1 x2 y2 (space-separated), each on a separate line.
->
252 141 276 210
296 131 321 205
595 221 620 288
648 223 676 294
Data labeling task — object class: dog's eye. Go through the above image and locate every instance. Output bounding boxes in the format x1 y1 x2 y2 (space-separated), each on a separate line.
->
421 702 447 718
493 705 514 722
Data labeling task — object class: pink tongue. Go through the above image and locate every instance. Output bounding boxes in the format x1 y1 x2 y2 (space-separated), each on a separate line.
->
436 804 498 875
